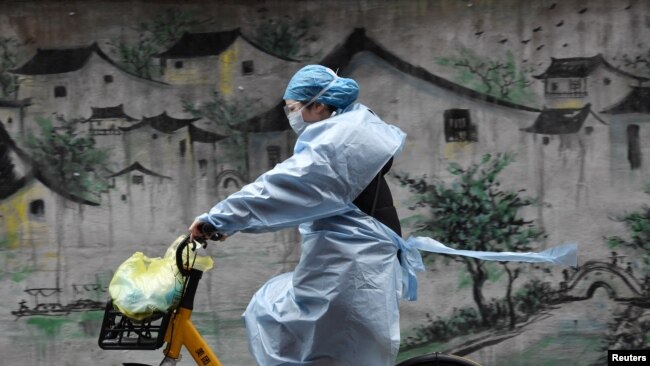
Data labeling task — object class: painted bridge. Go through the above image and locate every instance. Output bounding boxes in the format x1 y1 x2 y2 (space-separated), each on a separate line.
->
562 260 646 301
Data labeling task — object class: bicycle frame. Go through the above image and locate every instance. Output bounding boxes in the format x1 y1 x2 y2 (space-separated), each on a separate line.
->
160 268 222 366
100 235 482 366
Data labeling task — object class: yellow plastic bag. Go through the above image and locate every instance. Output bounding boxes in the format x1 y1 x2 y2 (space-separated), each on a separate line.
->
109 235 214 320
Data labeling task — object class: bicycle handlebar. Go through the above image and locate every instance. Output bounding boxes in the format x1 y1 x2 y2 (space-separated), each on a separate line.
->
176 223 223 276
176 236 194 277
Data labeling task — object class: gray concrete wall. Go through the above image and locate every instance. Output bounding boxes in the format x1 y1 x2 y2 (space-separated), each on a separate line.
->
1 1 649 365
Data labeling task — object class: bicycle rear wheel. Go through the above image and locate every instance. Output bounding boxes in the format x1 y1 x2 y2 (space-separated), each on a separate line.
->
396 352 481 366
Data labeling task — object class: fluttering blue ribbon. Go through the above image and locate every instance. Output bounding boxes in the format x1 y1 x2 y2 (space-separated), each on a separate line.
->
396 236 578 301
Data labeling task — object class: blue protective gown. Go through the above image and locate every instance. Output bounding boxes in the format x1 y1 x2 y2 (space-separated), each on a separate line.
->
197 103 578 366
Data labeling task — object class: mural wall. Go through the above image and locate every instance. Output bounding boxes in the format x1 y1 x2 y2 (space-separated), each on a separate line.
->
1 1 649 365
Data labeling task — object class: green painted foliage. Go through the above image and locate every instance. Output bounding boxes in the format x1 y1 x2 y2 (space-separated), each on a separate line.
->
397 153 543 253
435 47 537 104
22 116 111 203
183 92 253 170
251 14 321 60
0 37 20 98
396 152 545 328
606 187 650 273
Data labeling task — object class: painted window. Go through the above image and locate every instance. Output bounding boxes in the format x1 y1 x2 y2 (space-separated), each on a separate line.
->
242 60 254 75
29 199 45 219
546 78 586 97
569 79 585 96
627 124 641 170
132 175 144 185
444 109 477 142
179 139 186 157
223 177 239 189
104 75 114 83
267 145 281 169
54 86 67 98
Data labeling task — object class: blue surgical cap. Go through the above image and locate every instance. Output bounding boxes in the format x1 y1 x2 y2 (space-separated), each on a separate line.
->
283 65 359 110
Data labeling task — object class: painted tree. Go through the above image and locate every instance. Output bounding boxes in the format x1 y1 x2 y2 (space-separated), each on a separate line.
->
251 10 321 61
606 184 650 276
0 37 21 98
23 116 111 203
183 92 253 173
109 9 211 79
0 141 19 198
436 48 536 105
397 153 545 327
618 50 650 77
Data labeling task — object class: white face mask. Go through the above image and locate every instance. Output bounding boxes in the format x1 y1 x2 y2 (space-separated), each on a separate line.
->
288 109 309 136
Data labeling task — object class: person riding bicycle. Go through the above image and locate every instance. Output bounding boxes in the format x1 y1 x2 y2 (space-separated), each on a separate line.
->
189 65 408 365
188 65 578 366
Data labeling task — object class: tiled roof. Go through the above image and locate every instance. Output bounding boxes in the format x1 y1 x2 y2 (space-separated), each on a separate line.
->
521 104 591 134
189 124 227 143
157 29 298 61
11 43 103 75
120 112 199 133
107 162 171 179
86 104 137 121
534 54 648 81
601 87 650 114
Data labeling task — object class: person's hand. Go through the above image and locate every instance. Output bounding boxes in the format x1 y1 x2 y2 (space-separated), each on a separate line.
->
188 219 227 242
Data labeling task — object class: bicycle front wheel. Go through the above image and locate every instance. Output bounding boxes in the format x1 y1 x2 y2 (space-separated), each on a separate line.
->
396 352 482 366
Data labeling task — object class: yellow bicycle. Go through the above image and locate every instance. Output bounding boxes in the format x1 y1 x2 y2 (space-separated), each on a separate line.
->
98 233 481 366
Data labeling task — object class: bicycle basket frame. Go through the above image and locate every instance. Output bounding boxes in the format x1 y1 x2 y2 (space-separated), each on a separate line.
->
98 300 173 350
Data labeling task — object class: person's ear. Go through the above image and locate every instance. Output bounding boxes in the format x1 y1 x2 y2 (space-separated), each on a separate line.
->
315 103 330 116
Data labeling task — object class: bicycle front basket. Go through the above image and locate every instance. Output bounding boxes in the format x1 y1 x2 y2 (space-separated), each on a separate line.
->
98 300 172 350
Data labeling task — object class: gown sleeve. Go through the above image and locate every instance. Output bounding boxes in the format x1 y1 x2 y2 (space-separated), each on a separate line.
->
196 108 406 236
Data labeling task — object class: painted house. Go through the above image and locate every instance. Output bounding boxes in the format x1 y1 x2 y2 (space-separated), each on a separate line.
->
81 104 138 137
0 98 31 138
533 55 647 110
520 103 609 209
156 29 300 108
104 161 175 240
601 86 650 187
0 121 98 283
116 111 232 221
10 43 178 126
